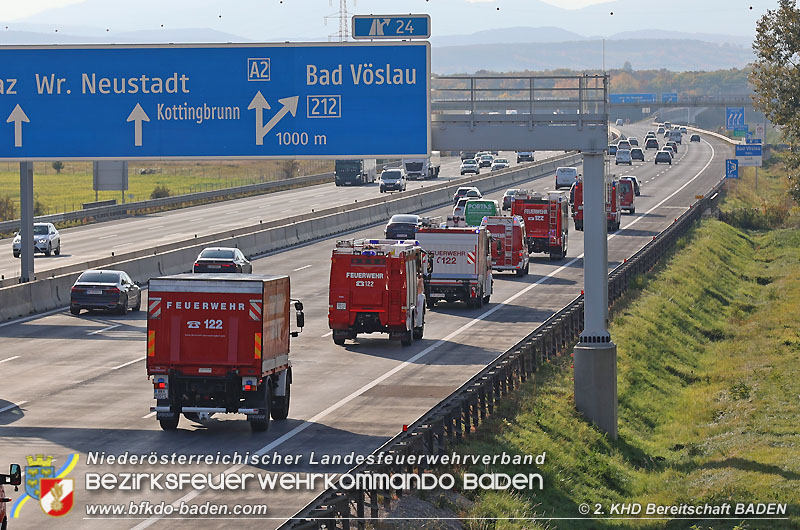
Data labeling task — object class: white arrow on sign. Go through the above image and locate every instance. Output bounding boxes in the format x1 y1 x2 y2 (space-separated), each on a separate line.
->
248 93 299 146
126 103 150 147
6 104 29 147
247 91 271 146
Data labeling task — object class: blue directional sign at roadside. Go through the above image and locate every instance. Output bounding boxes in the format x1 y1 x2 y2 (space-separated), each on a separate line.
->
0 43 431 160
735 143 763 167
609 93 657 104
725 106 745 130
352 14 431 39
725 159 738 179
661 93 678 103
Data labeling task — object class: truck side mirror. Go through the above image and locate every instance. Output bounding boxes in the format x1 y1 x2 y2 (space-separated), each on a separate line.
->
9 463 21 486
296 310 305 330
294 301 304 311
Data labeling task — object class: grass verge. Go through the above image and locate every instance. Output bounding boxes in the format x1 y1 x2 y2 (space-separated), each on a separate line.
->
447 218 800 529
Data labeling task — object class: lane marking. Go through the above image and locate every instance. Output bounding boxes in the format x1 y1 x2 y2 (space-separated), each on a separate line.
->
146 225 165 230
293 264 312 272
321 331 333 338
141 411 156 419
132 146 719 529
111 356 145 371
0 355 20 364
87 324 121 335
0 401 27 414
97 234 118 240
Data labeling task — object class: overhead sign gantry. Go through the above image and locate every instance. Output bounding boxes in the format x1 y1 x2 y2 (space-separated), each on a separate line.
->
0 42 430 160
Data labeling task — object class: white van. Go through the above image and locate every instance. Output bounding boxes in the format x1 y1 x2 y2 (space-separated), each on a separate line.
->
555 167 579 189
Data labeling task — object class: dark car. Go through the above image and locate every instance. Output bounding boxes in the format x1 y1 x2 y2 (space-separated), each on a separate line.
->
70 269 142 315
645 137 659 150
628 137 639 146
502 188 520 210
666 140 679 154
608 144 618 155
654 150 672 165
193 247 252 274
385 214 420 240
630 147 645 161
690 133 701 142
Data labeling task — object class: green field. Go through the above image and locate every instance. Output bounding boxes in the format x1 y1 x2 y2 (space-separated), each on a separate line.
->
0 159 333 220
434 170 800 529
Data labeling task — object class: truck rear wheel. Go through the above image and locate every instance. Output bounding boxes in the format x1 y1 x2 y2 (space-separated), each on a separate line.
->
271 380 290 420
157 399 179 430
400 328 413 346
250 384 272 432
332 330 347 346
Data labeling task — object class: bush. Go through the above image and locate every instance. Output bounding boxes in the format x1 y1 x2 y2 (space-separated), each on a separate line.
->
33 196 46 216
150 185 171 199
279 159 300 179
720 204 790 230
0 194 15 221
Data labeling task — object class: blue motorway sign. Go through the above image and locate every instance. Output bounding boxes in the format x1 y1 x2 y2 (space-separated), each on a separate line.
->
725 159 738 179
735 144 762 158
352 14 431 39
0 43 430 160
725 106 745 130
661 93 678 103
609 93 657 104
725 158 739 179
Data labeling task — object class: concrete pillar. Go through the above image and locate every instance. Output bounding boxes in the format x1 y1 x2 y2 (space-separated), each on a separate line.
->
19 161 34 282
575 151 618 439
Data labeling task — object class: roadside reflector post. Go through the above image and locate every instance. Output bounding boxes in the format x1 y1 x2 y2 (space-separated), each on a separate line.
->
573 150 618 440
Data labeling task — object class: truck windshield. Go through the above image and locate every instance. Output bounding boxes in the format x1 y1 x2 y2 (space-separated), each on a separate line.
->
405 162 423 171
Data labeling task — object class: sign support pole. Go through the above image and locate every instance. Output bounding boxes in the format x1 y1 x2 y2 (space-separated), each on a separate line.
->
19 161 34 282
574 150 618 440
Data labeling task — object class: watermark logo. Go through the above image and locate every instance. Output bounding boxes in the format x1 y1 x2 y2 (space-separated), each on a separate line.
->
39 478 74 517
12 453 78 519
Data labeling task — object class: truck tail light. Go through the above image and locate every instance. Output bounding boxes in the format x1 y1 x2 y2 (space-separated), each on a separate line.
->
153 377 168 399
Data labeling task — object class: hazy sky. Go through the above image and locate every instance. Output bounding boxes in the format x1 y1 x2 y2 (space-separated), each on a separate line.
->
2 0 618 22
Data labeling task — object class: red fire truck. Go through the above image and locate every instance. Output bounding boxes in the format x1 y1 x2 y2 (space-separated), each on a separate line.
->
570 179 622 232
511 190 569 260
618 177 636 214
147 274 304 432
329 239 428 346
482 215 529 276
416 219 493 308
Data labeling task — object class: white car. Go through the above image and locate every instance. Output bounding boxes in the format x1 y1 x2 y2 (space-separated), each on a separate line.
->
516 151 534 163
460 158 480 175
491 158 509 171
12 222 61 257
453 197 470 218
379 169 407 193
555 166 579 189
615 149 633 165
615 119 624 126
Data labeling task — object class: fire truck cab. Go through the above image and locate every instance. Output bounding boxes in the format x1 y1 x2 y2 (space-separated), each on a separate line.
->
511 190 569 260
329 239 428 346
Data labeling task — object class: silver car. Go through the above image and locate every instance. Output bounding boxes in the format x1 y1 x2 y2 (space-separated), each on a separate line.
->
12 222 61 257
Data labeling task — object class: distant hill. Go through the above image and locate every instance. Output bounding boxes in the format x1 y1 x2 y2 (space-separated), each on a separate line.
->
0 27 250 45
433 39 754 74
